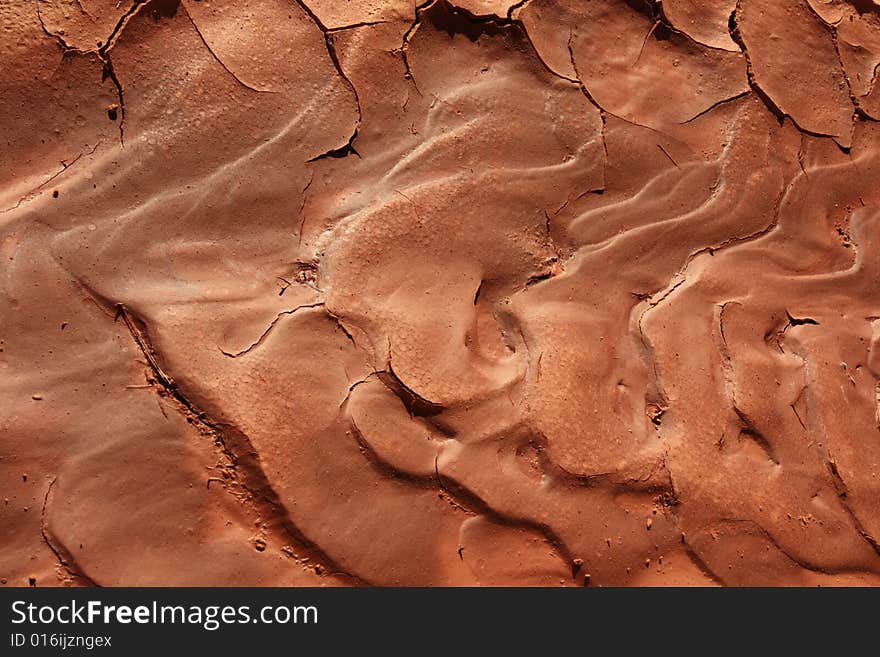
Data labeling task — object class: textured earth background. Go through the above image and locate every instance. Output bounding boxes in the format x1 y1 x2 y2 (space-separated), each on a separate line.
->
2 0 880 587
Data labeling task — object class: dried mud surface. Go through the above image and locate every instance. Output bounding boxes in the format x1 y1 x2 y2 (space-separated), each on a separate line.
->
2 0 880 587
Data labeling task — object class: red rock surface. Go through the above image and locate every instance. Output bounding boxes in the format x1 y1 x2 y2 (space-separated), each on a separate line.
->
2 0 880 587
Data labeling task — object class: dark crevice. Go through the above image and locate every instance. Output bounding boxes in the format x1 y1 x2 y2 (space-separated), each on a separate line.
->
341 380 576 581
428 1 515 40
94 1 153 146
473 279 484 305
308 138 360 162
338 370 385 409
401 0 583 100
99 57 126 145
633 20 660 67
69 275 369 584
294 1 363 159
728 7 786 128
785 311 820 328
505 0 531 20
35 2 131 145
348 418 443 489
37 5 82 53
826 460 880 557
679 173 791 276
772 337 880 560
664 471 729 585
566 32 611 180
797 133 810 178
632 0 742 56
525 270 553 286
523 432 630 490
632 279 689 426
813 3 861 143
656 143 678 167
682 541 728 586
325 19 389 33
791 401 808 431
182 3 275 94
432 459 577 569
379 362 444 417
327 311 358 347
733 406 779 465
105 300 369 584
850 0 880 15
714 518 843 576
219 302 326 358
296 173 316 246
679 91 750 124
145 0 180 21
398 0 437 95
866 62 880 102
41 478 99 587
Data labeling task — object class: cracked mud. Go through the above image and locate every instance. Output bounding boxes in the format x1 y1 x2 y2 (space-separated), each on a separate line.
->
3 0 880 587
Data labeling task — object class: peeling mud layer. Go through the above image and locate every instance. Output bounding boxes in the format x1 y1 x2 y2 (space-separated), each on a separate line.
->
2 0 880 588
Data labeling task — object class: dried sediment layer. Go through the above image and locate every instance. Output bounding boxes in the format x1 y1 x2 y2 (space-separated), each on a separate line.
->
2 0 880 586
